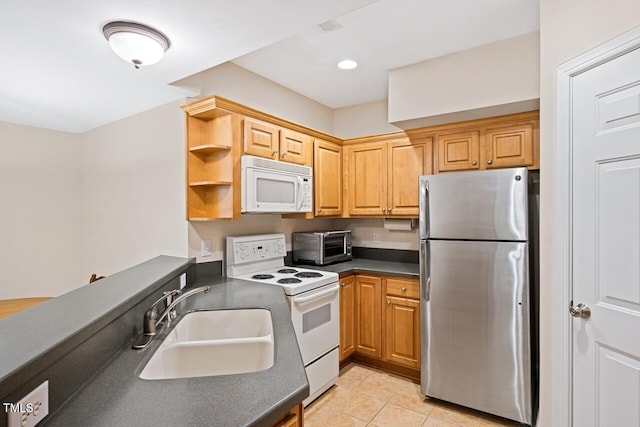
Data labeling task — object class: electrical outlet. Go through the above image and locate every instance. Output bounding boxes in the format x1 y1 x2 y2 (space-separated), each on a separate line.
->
373 233 380 243
6 380 49 427
201 240 212 257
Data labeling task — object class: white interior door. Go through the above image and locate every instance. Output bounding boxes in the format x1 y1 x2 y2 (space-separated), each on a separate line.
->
571 46 640 426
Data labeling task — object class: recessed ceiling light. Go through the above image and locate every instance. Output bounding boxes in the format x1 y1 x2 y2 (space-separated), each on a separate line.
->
337 59 358 70
103 21 170 69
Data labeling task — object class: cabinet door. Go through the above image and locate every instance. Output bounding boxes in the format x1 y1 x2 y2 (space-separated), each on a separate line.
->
346 142 387 216
280 128 311 165
384 296 420 369
314 139 343 216
355 275 382 358
339 275 355 361
484 123 535 169
387 138 432 216
436 131 480 172
243 118 279 159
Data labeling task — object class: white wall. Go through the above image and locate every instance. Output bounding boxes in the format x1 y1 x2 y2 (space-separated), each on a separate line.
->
333 100 402 139
538 2 640 426
388 32 540 129
0 122 82 298
79 100 188 280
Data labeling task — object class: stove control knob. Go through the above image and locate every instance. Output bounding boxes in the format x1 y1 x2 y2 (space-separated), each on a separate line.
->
240 253 247 260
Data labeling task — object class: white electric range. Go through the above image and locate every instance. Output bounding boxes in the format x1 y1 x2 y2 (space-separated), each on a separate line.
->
226 234 339 406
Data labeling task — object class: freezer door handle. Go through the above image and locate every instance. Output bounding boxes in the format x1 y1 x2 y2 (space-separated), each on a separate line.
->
419 177 429 239
420 240 430 301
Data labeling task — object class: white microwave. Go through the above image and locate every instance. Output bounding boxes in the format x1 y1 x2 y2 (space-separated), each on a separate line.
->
241 155 313 213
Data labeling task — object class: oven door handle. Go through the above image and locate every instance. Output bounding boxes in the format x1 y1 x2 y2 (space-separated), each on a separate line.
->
292 284 339 306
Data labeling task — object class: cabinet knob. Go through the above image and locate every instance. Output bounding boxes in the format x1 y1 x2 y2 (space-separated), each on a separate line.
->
401 287 407 292
386 300 391 305
471 160 477 166
381 208 386 214
272 150 279 155
341 283 345 287
318 208 322 212
487 159 493 165
282 151 288 157
388 208 392 214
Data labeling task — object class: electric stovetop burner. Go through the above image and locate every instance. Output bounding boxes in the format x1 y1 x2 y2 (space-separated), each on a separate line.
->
252 274 275 280
277 268 298 274
295 272 323 278
277 277 302 284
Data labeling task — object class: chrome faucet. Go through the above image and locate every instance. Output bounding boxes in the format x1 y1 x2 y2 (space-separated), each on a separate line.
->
132 285 211 349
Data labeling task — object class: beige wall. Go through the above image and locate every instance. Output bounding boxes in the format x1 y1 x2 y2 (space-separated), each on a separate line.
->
333 100 402 139
388 32 540 129
333 218 418 251
0 122 83 298
538 2 640 426
174 62 334 134
79 100 189 280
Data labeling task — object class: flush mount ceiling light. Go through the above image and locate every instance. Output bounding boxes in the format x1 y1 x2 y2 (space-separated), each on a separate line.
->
103 21 170 69
337 59 358 70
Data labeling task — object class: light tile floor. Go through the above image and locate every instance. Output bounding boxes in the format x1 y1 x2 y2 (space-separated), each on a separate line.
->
304 363 520 427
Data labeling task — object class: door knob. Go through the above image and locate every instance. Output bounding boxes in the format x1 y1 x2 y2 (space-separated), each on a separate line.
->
570 302 591 319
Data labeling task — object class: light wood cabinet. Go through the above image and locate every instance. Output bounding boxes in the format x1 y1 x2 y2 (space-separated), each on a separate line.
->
425 112 539 173
182 102 240 221
345 136 431 217
484 122 534 169
387 138 432 216
383 277 420 369
355 275 383 358
345 142 387 216
339 275 355 361
243 118 311 166
270 403 303 427
436 130 481 172
280 128 311 165
244 118 280 159
314 139 343 216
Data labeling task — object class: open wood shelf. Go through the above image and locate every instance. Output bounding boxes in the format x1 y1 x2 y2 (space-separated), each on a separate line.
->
188 180 232 187
189 144 231 154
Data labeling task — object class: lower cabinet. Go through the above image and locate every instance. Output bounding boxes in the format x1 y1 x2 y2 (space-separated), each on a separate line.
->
339 276 356 361
270 403 303 427
354 275 383 358
340 274 421 374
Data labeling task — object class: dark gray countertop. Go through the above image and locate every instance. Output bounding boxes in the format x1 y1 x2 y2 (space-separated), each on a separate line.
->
44 277 309 427
296 258 419 278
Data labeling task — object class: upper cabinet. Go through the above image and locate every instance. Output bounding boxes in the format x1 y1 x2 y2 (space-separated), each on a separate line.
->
314 139 343 217
484 122 534 169
243 118 311 166
344 135 432 217
436 130 481 172
411 111 539 174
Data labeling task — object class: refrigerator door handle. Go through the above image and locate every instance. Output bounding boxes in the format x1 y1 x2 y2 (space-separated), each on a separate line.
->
420 240 430 301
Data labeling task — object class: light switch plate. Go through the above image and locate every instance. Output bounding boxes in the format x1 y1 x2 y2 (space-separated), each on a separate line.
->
6 380 49 427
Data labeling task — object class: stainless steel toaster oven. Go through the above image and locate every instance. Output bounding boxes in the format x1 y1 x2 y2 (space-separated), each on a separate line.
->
292 231 352 265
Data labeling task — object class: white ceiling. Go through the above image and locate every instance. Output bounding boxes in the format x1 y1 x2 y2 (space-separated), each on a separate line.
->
0 0 539 134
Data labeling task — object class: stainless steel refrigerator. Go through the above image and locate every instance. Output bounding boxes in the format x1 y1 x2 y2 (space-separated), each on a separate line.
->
419 167 535 425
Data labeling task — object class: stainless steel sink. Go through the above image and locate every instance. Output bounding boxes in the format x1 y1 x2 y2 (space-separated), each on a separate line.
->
139 309 274 380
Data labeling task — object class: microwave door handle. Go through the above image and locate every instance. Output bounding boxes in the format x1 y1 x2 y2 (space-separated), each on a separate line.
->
296 176 304 211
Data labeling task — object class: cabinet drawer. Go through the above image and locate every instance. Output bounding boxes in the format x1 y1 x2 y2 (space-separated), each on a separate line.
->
385 277 419 299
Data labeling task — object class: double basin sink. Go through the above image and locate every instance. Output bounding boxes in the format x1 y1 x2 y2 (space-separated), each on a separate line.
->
140 309 274 380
